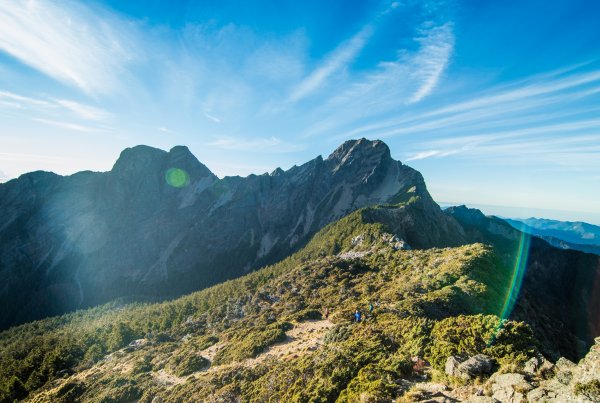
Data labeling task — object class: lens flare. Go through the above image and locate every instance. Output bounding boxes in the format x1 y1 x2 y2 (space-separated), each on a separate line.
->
165 168 190 188
489 230 532 344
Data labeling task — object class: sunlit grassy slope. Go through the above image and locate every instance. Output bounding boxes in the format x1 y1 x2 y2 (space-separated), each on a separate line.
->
1 204 540 402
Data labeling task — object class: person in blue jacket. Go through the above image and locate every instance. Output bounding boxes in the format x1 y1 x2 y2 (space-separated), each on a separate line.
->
354 309 362 323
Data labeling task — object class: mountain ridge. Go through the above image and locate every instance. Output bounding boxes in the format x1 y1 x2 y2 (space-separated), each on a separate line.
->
0 138 453 330
504 217 600 255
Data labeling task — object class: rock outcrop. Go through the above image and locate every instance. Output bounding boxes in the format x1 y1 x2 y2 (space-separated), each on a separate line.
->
415 337 600 402
524 336 600 402
445 355 495 380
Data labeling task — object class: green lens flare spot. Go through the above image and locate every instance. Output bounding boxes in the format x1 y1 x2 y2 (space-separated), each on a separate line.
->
165 168 190 188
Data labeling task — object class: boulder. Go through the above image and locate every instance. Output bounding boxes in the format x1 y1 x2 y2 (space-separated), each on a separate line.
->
523 356 539 374
555 369 573 385
128 338 147 349
457 354 495 379
414 382 447 394
555 357 576 370
538 357 556 379
490 373 534 403
526 387 548 402
445 356 462 377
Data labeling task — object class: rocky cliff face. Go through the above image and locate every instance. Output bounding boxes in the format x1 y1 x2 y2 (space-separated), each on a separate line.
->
0 139 448 329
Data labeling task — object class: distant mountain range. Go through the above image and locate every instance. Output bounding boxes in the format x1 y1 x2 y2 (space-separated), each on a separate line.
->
504 217 600 255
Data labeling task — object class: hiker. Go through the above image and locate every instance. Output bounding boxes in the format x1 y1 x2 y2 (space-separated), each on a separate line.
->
323 307 329 319
369 302 374 313
354 309 362 323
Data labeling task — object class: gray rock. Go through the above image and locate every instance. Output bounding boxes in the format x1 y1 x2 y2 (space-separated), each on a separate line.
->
414 382 448 394
457 354 495 379
127 338 147 349
523 357 540 374
491 373 533 403
526 387 547 402
538 357 556 379
555 357 576 370
498 373 534 391
445 356 463 377
493 388 523 403
555 369 573 385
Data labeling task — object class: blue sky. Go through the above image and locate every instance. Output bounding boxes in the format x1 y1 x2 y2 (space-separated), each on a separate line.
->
1 0 600 224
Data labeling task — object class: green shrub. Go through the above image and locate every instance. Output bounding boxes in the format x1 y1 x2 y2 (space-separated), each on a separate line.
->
574 379 600 401
131 355 153 375
167 353 209 376
429 314 537 370
324 325 353 344
192 334 219 351
89 377 141 403
54 381 85 402
106 323 137 351
83 343 104 365
212 323 288 365
338 363 404 402
2 376 27 401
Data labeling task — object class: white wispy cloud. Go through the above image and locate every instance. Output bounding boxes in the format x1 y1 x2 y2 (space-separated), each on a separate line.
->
406 129 600 167
405 148 463 161
289 25 373 102
0 91 112 130
53 100 111 121
0 91 54 107
207 136 305 153
408 22 455 103
204 112 221 123
0 1 138 95
33 118 103 133
301 20 456 138
158 127 181 135
348 69 600 139
419 69 600 119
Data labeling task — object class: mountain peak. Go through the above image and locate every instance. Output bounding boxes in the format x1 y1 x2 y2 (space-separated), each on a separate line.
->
111 145 166 173
327 138 392 165
111 144 215 181
444 205 488 224
167 145 215 180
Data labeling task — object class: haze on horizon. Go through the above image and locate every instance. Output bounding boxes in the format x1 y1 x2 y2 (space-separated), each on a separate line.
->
1 0 599 224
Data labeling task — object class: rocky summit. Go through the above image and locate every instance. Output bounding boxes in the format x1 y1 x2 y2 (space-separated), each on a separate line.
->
0 138 463 330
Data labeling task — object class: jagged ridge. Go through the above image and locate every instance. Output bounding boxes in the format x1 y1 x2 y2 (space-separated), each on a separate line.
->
0 139 442 329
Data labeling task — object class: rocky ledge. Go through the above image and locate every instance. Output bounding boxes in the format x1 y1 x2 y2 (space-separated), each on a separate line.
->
411 336 600 402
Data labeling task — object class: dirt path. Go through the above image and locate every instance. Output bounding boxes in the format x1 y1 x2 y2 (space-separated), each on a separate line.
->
153 369 187 387
246 319 335 365
30 320 336 400
194 319 335 377
199 340 227 362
